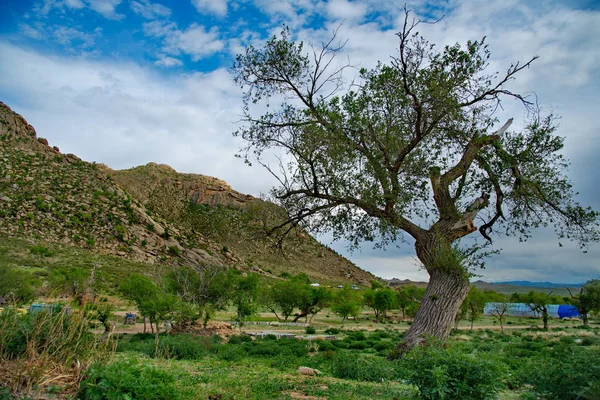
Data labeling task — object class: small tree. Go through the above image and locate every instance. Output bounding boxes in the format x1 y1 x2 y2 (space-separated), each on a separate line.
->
396 285 425 320
331 287 362 322
488 302 510 333
364 288 397 322
567 279 600 326
457 287 488 330
513 291 562 331
231 273 260 325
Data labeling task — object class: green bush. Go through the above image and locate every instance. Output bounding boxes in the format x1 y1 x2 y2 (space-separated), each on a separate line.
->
228 335 252 345
317 340 337 352
329 352 399 382
324 328 340 334
79 359 183 400
403 344 507 400
348 341 367 350
332 340 349 349
29 245 53 257
520 343 600 400
158 334 212 359
217 344 247 361
305 326 316 334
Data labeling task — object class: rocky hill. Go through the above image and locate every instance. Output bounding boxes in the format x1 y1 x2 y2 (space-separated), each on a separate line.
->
0 101 375 285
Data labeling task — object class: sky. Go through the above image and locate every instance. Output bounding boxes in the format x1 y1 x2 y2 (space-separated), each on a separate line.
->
0 0 599 284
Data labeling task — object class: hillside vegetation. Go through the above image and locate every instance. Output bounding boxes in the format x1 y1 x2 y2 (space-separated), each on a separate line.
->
0 101 374 285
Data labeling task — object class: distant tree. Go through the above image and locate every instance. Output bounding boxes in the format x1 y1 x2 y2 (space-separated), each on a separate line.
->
231 273 260 324
488 302 510 333
513 291 562 331
0 265 36 305
331 287 362 322
364 288 397 322
262 280 305 321
457 287 488 330
567 279 600 326
165 265 232 326
395 285 425 320
231 9 599 351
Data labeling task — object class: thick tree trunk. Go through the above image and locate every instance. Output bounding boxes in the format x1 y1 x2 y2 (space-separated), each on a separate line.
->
395 269 470 353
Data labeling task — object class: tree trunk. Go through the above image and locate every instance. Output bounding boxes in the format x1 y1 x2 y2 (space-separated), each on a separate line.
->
583 312 589 327
542 309 549 330
396 268 470 353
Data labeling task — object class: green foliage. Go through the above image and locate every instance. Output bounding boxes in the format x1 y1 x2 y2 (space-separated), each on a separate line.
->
305 326 316 334
519 342 600 400
79 359 183 400
329 352 399 382
403 343 507 400
331 287 362 322
29 245 53 257
230 272 260 323
363 288 397 322
0 265 36 304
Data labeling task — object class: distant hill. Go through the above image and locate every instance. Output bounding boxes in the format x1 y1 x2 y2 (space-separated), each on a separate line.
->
494 281 584 289
385 278 582 297
0 101 376 285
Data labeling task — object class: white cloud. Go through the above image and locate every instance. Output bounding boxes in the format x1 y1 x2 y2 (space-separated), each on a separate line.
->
131 0 171 19
86 0 124 19
326 0 368 21
155 54 182 67
32 0 124 19
191 0 228 17
52 26 100 48
64 0 85 8
143 21 224 61
0 41 274 197
19 23 45 39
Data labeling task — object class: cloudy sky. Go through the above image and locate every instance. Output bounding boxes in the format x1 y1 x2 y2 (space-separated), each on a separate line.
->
1 0 599 284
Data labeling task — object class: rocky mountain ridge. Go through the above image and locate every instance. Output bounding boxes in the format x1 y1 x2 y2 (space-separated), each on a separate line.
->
0 101 375 284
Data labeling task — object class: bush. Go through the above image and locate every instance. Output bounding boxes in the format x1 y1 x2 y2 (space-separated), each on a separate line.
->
29 245 53 257
228 335 252 345
348 341 367 350
329 353 399 382
79 359 183 400
520 343 600 400
305 326 316 334
158 334 212 359
403 344 507 400
217 344 247 361
324 328 340 334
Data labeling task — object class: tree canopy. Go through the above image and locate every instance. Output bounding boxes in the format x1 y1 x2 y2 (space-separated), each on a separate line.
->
231 10 599 349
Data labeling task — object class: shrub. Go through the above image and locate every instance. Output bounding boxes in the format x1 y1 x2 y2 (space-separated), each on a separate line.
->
403 344 507 400
332 340 349 349
158 334 211 359
218 344 247 361
29 245 53 257
305 326 316 334
520 343 600 400
324 328 340 334
348 341 367 350
348 331 366 341
228 335 252 345
316 340 337 352
78 359 182 400
329 353 398 382
0 307 109 395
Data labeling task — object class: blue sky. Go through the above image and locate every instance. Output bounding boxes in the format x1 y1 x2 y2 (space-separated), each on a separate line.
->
1 0 600 283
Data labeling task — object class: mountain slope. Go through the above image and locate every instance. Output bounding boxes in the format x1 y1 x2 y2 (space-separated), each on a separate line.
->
0 101 375 284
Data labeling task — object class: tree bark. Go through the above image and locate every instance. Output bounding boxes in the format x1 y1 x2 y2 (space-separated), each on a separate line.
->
583 312 589 327
395 268 470 353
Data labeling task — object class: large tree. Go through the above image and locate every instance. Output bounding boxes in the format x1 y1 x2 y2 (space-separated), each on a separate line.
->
231 12 599 351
